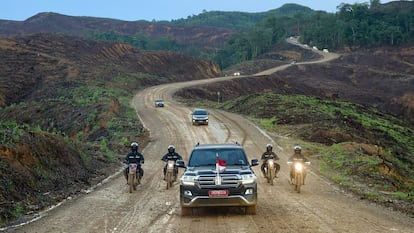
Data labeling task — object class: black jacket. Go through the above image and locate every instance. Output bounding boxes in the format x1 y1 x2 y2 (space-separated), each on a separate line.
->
161 152 183 162
124 151 145 164
261 151 279 161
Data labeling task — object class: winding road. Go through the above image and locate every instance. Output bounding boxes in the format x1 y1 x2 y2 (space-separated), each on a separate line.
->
6 40 414 233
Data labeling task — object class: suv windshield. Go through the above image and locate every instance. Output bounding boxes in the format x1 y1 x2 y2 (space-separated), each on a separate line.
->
193 110 207 115
188 148 248 167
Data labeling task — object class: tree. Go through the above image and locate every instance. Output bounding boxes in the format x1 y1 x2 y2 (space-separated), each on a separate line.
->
370 0 381 9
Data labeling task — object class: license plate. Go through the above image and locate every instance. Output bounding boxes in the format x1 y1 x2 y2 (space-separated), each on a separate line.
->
209 190 229 197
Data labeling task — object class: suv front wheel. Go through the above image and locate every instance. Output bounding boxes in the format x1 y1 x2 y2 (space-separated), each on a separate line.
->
181 207 193 216
245 205 256 215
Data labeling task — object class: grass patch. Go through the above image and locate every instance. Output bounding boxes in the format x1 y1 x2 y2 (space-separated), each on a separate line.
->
193 92 414 207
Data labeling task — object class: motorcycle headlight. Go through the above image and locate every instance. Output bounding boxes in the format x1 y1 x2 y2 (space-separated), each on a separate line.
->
241 173 256 185
295 163 303 171
180 175 196 186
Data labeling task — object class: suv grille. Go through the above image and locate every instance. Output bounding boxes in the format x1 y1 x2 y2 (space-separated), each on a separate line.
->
197 174 240 188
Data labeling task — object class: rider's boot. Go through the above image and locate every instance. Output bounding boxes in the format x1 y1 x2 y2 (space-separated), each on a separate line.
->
137 172 141 185
275 164 280 178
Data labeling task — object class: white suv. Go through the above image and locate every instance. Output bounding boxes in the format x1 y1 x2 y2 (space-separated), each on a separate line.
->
191 108 209 125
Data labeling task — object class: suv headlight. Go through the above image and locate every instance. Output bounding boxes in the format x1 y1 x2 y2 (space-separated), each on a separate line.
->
180 175 196 186
241 174 256 185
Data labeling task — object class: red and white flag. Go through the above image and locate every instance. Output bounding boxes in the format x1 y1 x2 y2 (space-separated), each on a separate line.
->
216 154 226 173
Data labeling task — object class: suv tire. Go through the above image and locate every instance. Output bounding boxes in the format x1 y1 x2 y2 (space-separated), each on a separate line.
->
181 207 193 216
245 205 257 215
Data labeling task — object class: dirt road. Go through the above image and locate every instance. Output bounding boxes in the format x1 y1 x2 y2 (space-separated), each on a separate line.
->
6 49 414 233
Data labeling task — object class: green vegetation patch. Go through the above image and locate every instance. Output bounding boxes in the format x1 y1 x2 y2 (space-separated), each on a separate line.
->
318 143 414 203
207 93 414 205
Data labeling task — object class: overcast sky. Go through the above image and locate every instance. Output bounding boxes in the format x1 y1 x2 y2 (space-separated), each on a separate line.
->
2 0 394 22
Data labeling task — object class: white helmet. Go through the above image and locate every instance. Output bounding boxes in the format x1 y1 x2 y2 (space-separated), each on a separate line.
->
266 144 273 149
294 145 302 151
131 142 139 151
168 145 175 152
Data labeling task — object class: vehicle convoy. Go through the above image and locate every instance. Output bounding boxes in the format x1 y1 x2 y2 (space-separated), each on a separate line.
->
123 142 145 193
127 163 139 193
264 158 277 185
177 142 259 216
287 145 310 193
165 160 177 189
260 144 280 186
287 158 310 193
191 108 209 125
161 145 183 189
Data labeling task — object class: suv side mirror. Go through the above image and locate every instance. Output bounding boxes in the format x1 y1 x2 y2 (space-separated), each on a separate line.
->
251 159 259 166
176 160 186 168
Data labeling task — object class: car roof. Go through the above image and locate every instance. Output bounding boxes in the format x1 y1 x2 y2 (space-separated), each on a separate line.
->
193 108 207 112
192 143 243 150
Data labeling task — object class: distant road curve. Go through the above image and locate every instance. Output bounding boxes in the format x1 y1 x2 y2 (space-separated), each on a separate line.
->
254 37 340 76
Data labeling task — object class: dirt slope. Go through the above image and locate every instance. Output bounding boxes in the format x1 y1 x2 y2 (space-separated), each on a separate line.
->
0 12 233 51
4 57 414 233
0 31 413 230
0 33 221 226
179 42 414 123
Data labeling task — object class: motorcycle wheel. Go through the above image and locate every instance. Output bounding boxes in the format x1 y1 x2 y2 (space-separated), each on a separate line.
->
295 173 302 193
133 174 138 190
128 173 134 193
265 169 270 183
269 169 275 186
166 172 172 189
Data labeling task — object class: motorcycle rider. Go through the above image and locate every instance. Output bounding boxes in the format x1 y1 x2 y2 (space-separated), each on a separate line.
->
161 145 183 180
288 145 309 184
261 144 280 177
123 142 145 183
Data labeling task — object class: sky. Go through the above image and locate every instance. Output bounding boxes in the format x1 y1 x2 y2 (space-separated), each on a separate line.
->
1 0 394 22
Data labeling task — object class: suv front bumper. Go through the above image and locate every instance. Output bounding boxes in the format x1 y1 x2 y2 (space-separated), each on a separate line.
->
180 183 257 207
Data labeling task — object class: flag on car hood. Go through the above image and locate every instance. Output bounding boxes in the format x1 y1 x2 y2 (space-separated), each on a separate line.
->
216 154 226 173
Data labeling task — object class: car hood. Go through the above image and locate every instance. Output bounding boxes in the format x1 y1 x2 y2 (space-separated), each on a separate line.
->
193 115 208 118
184 165 253 175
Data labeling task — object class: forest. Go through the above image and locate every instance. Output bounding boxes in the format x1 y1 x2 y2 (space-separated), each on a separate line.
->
91 1 414 69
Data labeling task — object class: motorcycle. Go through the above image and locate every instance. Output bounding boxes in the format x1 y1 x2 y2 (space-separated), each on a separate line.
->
287 159 310 193
127 163 141 193
165 160 178 189
264 158 277 185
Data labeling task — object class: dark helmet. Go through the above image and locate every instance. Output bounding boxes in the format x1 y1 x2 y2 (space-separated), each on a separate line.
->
131 142 139 151
168 145 175 153
294 145 302 152
266 144 273 151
